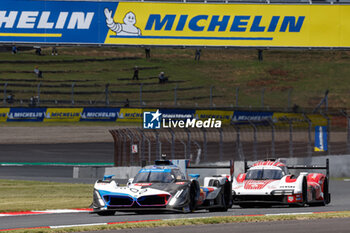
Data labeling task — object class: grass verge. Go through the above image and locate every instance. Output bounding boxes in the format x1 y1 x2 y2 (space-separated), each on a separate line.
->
0 179 93 212
3 211 350 233
2 47 350 109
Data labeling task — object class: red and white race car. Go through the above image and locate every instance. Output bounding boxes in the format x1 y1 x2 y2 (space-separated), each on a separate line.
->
232 159 331 208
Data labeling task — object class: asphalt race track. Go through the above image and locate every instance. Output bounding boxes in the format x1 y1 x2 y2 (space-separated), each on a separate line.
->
0 143 349 231
0 180 349 230
0 143 114 163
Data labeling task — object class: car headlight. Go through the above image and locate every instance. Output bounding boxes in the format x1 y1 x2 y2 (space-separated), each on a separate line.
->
271 190 294 195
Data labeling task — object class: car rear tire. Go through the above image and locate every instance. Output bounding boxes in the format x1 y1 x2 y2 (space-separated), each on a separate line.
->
209 180 231 212
309 177 330 206
186 180 200 213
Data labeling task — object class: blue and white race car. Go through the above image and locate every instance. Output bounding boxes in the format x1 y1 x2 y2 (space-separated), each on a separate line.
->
91 160 232 215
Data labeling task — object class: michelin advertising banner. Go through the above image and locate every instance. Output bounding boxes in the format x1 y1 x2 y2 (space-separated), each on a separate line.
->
2 0 350 48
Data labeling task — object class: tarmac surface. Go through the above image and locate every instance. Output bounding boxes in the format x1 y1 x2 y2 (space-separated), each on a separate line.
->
0 179 349 230
84 218 350 233
0 142 113 163
0 126 349 231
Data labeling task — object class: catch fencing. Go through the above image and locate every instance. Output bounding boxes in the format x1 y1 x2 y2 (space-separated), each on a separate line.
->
110 113 350 166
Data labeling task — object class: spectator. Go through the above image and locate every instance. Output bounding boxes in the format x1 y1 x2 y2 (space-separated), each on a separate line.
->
35 47 42 56
132 66 139 80
158 72 168 84
145 47 151 59
194 49 201 61
6 93 14 104
124 98 130 107
51 47 58 56
34 66 43 78
292 104 299 113
12 45 17 54
258 49 263 61
29 96 38 107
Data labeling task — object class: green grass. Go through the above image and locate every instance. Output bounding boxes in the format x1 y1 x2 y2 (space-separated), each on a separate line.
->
0 179 92 212
1 47 350 109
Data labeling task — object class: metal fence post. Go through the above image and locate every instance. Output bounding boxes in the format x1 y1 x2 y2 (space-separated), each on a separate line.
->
138 129 145 164
248 120 258 161
138 129 151 164
140 83 143 106
201 128 207 161
118 130 127 166
3 83 7 105
303 114 312 165
179 139 187 159
218 128 223 161
174 84 178 107
348 115 350 154
110 130 120 166
37 82 41 106
288 89 293 110
289 119 294 158
233 124 244 161
105 83 109 106
340 110 350 154
168 129 175 159
124 130 134 165
185 129 191 159
71 82 75 105
210 86 213 108
128 129 142 165
268 119 275 157
192 140 202 164
235 87 239 107
320 112 331 155
154 130 160 159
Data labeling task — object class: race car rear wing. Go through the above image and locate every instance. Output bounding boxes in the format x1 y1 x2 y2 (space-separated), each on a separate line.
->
244 159 329 179
286 159 330 179
188 160 234 179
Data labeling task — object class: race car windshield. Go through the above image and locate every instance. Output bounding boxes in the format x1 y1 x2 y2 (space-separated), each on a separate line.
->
246 169 284 180
133 171 175 183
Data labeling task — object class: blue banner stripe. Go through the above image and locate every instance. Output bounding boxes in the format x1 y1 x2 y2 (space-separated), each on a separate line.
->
109 35 273 41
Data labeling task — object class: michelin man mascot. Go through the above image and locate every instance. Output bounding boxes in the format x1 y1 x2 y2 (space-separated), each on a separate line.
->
104 8 142 36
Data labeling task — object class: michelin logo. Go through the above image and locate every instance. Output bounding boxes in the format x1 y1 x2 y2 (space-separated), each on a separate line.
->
104 8 141 36
0 11 94 29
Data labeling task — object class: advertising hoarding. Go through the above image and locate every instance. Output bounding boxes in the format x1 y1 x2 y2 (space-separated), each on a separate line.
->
2 1 350 48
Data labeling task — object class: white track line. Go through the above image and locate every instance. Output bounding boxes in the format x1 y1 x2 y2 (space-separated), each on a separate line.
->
50 223 107 229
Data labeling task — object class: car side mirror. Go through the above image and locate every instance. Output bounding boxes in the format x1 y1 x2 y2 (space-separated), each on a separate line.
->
189 174 200 180
127 178 134 186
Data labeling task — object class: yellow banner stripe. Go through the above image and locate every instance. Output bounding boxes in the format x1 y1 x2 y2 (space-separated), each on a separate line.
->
0 33 62 37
